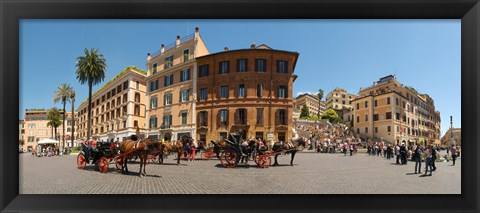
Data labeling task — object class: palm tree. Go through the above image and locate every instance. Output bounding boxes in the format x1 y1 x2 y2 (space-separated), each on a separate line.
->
70 89 76 148
317 89 324 117
46 108 62 140
54 83 73 149
75 48 107 140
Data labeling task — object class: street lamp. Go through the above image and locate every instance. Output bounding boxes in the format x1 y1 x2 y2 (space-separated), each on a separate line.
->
448 115 456 147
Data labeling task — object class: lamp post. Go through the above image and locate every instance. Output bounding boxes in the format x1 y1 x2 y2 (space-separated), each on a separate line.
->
448 115 455 146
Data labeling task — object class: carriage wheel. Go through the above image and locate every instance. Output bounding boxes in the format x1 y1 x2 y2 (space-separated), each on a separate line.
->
98 157 109 173
257 155 271 168
115 158 123 170
77 153 86 169
201 151 210 160
224 149 238 168
219 151 229 167
255 154 262 165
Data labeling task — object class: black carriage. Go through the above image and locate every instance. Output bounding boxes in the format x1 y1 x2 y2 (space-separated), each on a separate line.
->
76 141 121 173
219 132 262 168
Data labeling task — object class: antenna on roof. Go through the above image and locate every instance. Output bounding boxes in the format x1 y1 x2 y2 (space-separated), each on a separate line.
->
394 67 397 77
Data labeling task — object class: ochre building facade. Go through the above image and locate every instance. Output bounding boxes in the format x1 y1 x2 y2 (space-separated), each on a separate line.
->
195 44 299 144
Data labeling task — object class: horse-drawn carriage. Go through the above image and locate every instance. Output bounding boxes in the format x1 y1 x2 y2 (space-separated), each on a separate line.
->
218 132 246 168
76 138 156 174
217 132 306 168
76 140 121 173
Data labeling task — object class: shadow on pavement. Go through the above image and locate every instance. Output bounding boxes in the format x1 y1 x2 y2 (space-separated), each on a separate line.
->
158 162 184 166
114 171 162 178
270 164 297 167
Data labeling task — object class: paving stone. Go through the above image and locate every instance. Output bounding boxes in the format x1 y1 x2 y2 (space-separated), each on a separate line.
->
19 150 460 194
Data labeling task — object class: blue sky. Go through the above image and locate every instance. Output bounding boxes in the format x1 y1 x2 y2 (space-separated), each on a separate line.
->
20 19 460 136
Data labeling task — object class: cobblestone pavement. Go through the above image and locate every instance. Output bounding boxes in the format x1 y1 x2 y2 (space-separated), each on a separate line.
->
20 150 461 194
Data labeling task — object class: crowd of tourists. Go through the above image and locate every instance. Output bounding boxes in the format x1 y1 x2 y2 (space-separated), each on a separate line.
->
296 124 362 156
365 140 461 176
31 146 71 157
296 122 461 176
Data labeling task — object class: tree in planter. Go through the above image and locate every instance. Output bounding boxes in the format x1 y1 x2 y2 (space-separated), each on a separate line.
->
165 61 173 68
300 104 310 118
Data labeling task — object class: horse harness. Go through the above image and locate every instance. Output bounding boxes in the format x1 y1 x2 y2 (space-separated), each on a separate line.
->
133 139 149 151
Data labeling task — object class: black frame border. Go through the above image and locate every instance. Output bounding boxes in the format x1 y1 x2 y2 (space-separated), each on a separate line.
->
1 0 479 212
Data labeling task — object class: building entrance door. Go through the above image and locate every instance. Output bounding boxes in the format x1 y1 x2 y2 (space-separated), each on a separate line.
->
255 132 264 140
278 132 286 142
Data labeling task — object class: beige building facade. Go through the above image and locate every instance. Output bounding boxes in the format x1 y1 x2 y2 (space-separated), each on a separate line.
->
76 67 147 142
145 27 209 141
294 93 325 117
22 109 77 152
441 128 461 146
352 75 440 145
19 120 25 151
325 87 356 111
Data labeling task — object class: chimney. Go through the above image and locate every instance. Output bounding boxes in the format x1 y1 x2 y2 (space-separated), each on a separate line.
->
250 43 256 49
147 53 151 61
161 44 165 54
224 47 229 51
176 35 181 46
194 26 199 40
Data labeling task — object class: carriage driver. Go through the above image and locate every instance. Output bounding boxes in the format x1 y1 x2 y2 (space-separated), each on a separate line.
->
81 140 90 163
240 140 249 157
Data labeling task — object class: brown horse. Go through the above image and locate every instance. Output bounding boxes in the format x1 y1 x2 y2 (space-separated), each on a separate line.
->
271 138 306 166
162 141 183 165
118 138 159 177
163 135 193 165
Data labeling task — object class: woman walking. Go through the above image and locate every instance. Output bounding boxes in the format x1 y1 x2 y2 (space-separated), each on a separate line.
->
424 145 433 176
189 140 197 161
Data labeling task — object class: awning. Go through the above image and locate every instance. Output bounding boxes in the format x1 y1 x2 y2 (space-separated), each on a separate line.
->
37 138 60 144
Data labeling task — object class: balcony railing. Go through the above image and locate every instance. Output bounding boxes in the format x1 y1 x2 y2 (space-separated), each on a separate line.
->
151 33 195 59
160 125 171 129
152 50 161 58
180 33 194 43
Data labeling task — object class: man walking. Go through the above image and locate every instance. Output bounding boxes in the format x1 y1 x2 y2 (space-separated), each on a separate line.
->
349 141 353 156
451 145 457 166
431 145 437 171
400 143 407 165
414 145 423 174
